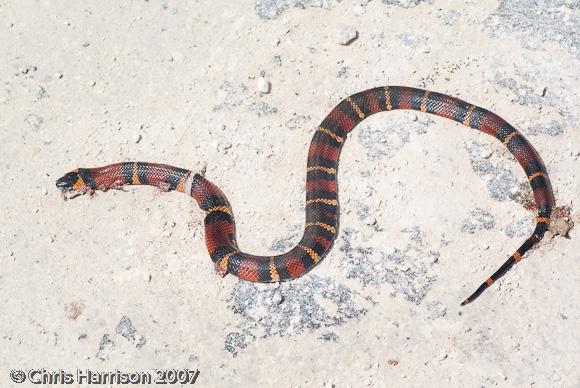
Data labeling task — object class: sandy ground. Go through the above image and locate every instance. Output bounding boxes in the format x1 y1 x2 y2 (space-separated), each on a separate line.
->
1 0 579 387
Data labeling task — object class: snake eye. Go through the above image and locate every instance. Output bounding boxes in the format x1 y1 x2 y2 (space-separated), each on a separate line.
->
56 171 80 191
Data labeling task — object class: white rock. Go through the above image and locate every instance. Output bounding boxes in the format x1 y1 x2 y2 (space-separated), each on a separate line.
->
272 291 283 305
257 77 270 94
337 25 358 45
133 133 142 143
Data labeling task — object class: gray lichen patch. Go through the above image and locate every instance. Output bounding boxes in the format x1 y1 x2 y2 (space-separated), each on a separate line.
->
213 82 247 111
24 113 43 131
318 331 339 342
270 222 303 252
464 141 527 203
461 208 496 234
526 120 565 137
255 0 341 20
270 235 300 252
397 33 428 48
116 316 137 340
225 275 369 356
337 227 438 305
249 101 279 117
285 114 312 131
426 300 447 320
357 114 432 160
95 334 115 361
213 81 278 117
503 217 534 238
493 73 576 124
115 316 147 350
435 8 461 26
485 0 580 59
382 0 430 8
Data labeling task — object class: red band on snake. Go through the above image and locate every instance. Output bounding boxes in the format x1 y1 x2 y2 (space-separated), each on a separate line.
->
56 86 555 306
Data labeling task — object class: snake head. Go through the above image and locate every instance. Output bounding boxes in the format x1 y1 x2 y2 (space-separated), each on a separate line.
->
56 169 93 199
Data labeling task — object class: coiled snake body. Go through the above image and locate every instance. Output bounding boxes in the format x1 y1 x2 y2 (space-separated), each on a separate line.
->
57 86 555 305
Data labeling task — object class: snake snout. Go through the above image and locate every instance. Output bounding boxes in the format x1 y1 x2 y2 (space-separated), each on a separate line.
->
56 171 80 191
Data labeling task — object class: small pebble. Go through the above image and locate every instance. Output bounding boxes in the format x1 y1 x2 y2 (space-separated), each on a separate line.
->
271 55 282 66
538 86 547 97
90 81 96 87
337 25 358 45
42 187 48 195
272 291 283 306
21 65 37 74
133 133 142 143
55 72 63 79
257 77 271 94
478 144 493 159
217 142 232 154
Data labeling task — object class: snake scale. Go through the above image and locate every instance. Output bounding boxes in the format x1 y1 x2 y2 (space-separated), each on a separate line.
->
56 86 555 305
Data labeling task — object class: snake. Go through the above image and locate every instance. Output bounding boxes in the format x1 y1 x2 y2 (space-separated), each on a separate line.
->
56 86 555 306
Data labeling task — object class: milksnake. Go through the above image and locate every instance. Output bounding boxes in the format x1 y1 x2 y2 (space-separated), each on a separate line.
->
56 86 555 305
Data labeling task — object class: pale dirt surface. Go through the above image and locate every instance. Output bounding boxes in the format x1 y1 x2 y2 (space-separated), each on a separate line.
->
1 1 579 387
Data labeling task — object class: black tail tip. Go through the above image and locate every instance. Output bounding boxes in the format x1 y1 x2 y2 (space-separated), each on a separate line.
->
460 298 470 306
